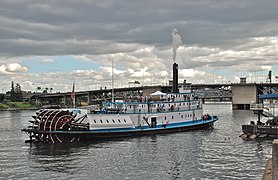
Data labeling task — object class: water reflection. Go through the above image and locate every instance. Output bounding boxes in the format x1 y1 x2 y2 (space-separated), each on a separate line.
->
29 142 88 156
166 139 182 180
27 140 118 175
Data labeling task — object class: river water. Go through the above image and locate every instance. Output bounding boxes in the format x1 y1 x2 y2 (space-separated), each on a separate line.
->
0 103 273 180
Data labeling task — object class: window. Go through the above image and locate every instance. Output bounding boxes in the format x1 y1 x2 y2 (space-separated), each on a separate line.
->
181 115 183 118
172 116 174 119
124 119 126 123
100 120 103 123
112 119 115 123
165 117 167 120
93 120 96 123
118 119 121 123
106 119 109 123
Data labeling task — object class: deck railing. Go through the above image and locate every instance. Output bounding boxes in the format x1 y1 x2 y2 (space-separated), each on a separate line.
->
250 103 264 110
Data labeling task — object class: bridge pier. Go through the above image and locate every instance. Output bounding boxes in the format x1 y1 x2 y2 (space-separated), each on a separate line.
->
232 83 257 110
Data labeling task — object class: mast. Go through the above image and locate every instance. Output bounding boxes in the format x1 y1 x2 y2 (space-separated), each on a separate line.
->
71 82 75 108
112 59 115 104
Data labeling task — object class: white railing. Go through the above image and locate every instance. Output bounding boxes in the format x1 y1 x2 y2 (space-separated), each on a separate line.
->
250 103 264 110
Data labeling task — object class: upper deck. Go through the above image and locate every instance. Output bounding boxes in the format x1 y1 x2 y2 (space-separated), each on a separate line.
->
100 90 201 114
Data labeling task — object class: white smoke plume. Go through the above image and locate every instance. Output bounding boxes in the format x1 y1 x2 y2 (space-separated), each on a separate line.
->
172 28 183 63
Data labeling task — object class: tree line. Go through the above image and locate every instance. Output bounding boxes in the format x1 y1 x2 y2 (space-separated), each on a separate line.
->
0 81 23 102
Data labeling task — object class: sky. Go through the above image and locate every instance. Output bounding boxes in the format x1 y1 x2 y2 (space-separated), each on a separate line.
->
0 0 278 93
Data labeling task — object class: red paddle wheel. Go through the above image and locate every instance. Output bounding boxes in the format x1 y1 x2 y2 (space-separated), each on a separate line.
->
24 109 89 143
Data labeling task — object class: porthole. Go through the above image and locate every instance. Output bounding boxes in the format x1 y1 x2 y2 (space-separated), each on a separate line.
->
106 119 109 123
112 119 115 123
93 120 96 123
100 120 103 123
118 119 121 123
124 119 126 123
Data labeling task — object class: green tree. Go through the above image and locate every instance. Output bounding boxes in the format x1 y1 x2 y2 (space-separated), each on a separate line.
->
10 82 23 102
15 83 22 102
10 81 16 102
0 93 4 102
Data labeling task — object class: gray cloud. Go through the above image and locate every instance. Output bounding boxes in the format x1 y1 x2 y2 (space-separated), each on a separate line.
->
1 0 277 56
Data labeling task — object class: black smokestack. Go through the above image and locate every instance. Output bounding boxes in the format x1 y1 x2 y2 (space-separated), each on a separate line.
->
173 63 179 93
268 70 272 83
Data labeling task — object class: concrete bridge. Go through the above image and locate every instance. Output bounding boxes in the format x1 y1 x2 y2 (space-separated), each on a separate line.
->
31 82 278 109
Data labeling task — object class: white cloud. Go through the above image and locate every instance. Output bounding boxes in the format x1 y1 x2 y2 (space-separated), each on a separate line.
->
180 68 205 78
0 63 28 75
129 67 149 78
40 58 54 63
6 63 28 72
0 65 8 74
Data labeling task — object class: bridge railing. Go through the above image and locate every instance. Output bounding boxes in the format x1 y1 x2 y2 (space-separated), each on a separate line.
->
250 103 264 110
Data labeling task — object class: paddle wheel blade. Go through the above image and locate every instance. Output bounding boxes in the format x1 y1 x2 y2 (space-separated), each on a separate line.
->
22 109 89 143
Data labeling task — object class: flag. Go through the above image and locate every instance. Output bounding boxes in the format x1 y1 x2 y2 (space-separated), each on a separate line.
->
71 82 75 100
71 82 76 108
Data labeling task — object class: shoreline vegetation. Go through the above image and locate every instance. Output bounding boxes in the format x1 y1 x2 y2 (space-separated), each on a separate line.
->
0 102 38 111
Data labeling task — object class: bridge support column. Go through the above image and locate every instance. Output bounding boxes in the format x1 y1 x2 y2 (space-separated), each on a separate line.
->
87 92 93 105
